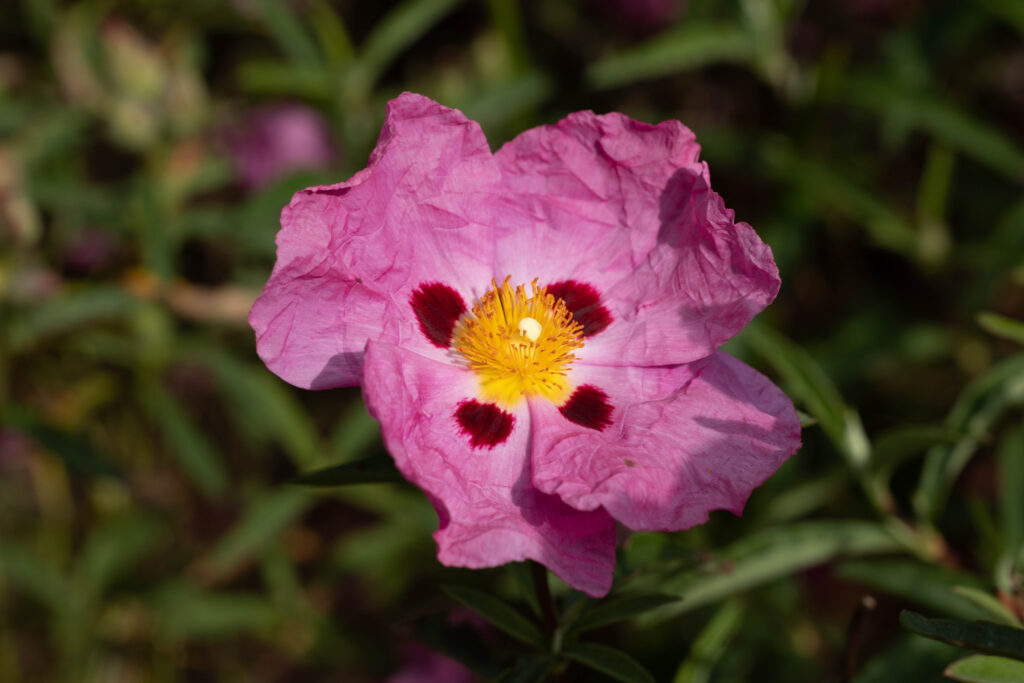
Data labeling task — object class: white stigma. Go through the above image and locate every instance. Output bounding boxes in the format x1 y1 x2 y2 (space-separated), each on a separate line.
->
518 317 542 342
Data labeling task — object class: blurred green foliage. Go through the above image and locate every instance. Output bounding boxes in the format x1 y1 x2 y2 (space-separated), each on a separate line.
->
2 0 1023 681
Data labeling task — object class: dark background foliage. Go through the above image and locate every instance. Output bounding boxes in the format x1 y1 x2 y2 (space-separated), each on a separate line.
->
1 0 1023 681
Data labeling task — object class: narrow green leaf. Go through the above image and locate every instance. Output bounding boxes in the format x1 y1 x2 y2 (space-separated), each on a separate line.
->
256 0 321 66
914 354 1024 522
7 288 141 353
569 594 678 635
309 0 354 65
844 78 1024 182
978 313 1024 346
0 543 68 612
587 24 754 90
141 382 228 497
836 559 991 621
946 654 1024 682
76 515 161 596
900 611 1024 660
951 587 1022 627
496 654 555 683
442 584 546 649
327 399 381 462
997 423 1024 595
291 455 403 486
563 642 655 683
635 521 904 624
198 489 311 579
673 600 746 683
155 583 279 640
356 0 465 90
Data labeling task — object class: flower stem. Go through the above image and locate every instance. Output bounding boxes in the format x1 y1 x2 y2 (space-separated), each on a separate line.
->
531 561 558 641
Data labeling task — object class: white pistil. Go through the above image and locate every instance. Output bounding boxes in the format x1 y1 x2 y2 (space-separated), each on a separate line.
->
518 317 542 342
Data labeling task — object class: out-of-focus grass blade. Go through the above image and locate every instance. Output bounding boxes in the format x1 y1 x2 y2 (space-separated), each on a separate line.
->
563 642 655 683
196 489 311 581
155 583 279 640
978 312 1024 346
914 354 1024 523
355 0 465 92
76 515 161 597
236 60 332 99
760 138 918 255
946 654 1024 682
309 0 354 65
486 0 528 74
634 521 904 624
586 24 754 90
567 594 677 636
190 345 320 469
442 584 546 649
845 78 1024 183
743 324 871 468
255 0 321 66
854 634 959 683
291 454 403 486
952 587 1022 627
327 399 380 462
673 599 745 683
7 288 141 353
836 558 991 621
141 382 227 497
0 543 67 612
996 424 1024 594
459 72 553 132
900 610 1024 660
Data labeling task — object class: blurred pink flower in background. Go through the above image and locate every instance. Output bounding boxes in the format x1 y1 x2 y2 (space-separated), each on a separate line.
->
223 104 336 191
386 643 476 683
250 93 800 596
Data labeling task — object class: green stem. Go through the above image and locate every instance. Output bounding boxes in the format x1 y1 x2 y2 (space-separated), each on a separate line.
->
531 561 558 640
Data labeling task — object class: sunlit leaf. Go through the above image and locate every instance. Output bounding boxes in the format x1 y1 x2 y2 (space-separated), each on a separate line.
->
978 312 1024 346
673 600 745 683
945 654 1024 682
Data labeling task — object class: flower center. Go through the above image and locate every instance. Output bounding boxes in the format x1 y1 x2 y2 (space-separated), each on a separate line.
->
453 277 584 408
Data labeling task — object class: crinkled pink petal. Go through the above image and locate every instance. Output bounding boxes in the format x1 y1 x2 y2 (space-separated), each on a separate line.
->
493 111 778 366
249 92 501 389
530 351 801 531
362 339 617 597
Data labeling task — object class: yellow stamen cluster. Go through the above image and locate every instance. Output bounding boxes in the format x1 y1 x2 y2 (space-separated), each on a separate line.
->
453 277 583 407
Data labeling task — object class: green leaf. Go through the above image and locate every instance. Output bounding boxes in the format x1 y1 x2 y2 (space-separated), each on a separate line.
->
256 0 322 66
7 288 141 353
496 654 555 683
978 313 1024 346
291 455 404 486
836 559 991 621
634 521 904 624
155 583 279 640
76 515 161 596
354 0 465 92
587 23 754 90
141 382 228 497
568 594 678 635
946 655 1024 682
0 542 68 612
327 399 381 462
442 584 546 649
951 587 1022 627
900 611 1024 660
997 423 1024 594
563 642 655 683
914 354 1024 523
673 600 746 683
197 489 312 580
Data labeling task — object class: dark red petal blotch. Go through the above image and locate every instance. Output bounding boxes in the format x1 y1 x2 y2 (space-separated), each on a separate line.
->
546 280 612 337
410 282 466 348
559 385 614 431
455 400 515 448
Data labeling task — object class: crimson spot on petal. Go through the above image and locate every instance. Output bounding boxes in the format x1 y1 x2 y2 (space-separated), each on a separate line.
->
455 400 515 448
546 280 612 337
410 282 466 348
559 385 613 431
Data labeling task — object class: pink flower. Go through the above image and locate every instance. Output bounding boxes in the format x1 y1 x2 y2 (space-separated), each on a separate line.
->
250 93 800 597
223 104 336 191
